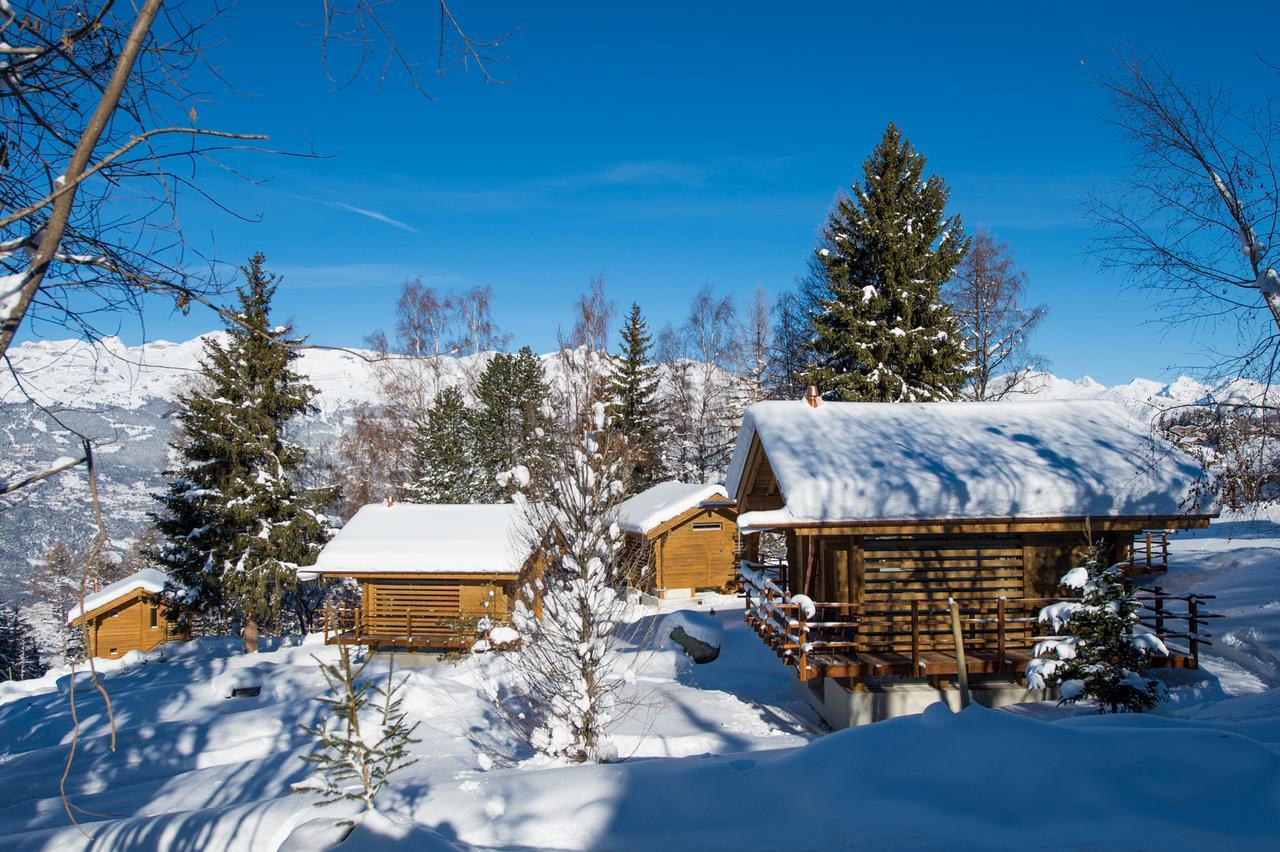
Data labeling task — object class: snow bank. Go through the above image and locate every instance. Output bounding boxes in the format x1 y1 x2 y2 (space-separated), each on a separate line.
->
614 482 728 535
726 399 1204 529
64 568 168 623
313 503 530 574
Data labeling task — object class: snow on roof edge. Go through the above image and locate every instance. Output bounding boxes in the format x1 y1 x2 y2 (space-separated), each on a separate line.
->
66 568 169 624
614 482 729 535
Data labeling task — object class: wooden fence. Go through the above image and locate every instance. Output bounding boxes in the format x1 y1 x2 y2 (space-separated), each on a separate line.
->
740 561 1218 683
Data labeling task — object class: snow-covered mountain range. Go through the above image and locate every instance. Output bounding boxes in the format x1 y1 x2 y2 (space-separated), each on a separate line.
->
0 334 1261 603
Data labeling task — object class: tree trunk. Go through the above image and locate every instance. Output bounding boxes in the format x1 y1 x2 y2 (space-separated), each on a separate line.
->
242 612 259 654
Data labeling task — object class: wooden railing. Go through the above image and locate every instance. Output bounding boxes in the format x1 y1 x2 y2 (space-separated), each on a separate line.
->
739 561 1218 682
1127 530 1171 573
322 606 471 650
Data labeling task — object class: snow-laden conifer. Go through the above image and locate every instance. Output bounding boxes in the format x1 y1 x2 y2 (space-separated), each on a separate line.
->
804 122 970 402
607 303 663 491
405 385 485 503
494 347 645 763
152 253 338 652
1026 544 1167 713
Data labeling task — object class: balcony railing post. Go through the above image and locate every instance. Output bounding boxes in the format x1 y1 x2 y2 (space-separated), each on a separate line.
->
1153 586 1164 638
996 597 1006 675
1188 597 1199 667
910 600 920 671
1145 532 1152 569
798 610 810 682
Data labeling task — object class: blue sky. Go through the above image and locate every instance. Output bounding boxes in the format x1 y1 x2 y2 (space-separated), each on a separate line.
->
41 1 1280 384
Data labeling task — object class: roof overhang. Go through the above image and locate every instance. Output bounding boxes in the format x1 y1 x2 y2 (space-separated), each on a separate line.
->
738 513 1217 536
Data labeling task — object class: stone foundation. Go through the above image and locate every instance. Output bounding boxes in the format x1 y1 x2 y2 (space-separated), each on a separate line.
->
794 676 1054 728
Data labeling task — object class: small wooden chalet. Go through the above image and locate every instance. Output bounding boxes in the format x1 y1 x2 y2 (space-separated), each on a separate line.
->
307 502 536 651
615 482 742 597
725 395 1216 724
66 569 186 659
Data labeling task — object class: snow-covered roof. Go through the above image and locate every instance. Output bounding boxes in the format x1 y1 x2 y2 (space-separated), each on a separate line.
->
724 399 1204 531
614 482 729 536
66 568 168 624
311 503 531 574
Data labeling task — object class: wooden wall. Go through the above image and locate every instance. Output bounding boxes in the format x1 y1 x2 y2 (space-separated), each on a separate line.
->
86 595 174 659
649 507 739 592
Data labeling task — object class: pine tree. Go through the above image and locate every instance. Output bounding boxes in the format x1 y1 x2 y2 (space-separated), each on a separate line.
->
295 647 420 812
607 303 662 490
803 123 971 402
405 386 483 503
0 606 45 682
1026 545 1166 713
152 253 338 653
471 346 550 501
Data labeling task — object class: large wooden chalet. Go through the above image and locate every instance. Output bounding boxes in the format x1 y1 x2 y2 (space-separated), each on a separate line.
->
615 481 743 598
725 395 1216 725
307 502 536 651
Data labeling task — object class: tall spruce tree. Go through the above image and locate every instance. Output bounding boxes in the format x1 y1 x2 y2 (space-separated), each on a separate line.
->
472 346 550 501
153 253 337 653
803 123 970 402
608 303 662 490
406 385 484 503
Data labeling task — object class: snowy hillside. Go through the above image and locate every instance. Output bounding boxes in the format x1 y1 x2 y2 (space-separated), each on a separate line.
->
0 333 1260 602
1 523 1278 849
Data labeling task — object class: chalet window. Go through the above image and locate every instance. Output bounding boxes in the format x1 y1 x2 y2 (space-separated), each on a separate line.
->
692 522 722 532
149 607 159 629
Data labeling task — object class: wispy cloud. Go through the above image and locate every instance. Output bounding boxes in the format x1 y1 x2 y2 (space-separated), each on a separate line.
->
534 160 711 191
272 262 462 291
329 201 419 233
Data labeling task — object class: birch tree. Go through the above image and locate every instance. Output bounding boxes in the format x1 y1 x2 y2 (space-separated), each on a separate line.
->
945 231 1047 400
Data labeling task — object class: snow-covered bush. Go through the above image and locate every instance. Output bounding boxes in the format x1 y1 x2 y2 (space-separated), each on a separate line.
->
1026 545 1166 713
490 347 648 764
294 648 420 812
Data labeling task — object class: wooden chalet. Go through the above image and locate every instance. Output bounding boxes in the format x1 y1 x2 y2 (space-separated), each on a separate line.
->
616 482 743 598
724 395 1217 724
307 502 536 651
66 569 186 659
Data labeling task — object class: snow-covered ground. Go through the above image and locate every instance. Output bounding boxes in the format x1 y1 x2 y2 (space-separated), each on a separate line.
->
1 523 1279 850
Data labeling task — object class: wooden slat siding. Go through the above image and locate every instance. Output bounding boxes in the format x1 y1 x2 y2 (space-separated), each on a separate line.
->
851 534 1029 655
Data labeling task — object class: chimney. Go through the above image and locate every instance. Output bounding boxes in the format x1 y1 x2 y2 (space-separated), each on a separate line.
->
803 385 822 408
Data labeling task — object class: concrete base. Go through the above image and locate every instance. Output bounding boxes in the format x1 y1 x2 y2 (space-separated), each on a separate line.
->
369 650 447 667
656 587 694 600
793 676 1054 729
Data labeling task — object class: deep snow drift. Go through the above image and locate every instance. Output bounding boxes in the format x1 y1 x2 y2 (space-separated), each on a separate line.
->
2 517 1280 851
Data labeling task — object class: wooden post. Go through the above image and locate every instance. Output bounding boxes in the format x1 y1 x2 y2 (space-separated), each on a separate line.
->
1145 532 1152 569
911 599 920 671
1153 585 1164 637
323 606 330 643
948 598 971 709
798 607 810 681
407 611 413 644
1188 597 1199 667
996 597 1006 676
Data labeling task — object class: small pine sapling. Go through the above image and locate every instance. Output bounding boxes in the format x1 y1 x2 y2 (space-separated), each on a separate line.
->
1026 544 1168 713
295 647 421 813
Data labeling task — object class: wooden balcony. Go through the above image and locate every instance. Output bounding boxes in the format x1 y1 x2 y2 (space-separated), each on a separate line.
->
321 606 473 651
740 562 1218 684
